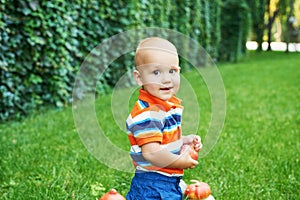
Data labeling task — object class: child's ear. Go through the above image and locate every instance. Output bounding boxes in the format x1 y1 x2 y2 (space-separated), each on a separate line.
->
133 69 143 86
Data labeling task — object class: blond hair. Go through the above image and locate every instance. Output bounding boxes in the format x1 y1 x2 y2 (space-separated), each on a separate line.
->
135 37 178 67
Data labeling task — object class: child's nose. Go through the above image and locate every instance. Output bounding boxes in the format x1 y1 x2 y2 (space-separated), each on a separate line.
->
161 72 172 83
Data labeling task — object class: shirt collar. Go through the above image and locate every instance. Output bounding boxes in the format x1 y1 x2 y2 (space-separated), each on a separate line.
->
138 89 183 111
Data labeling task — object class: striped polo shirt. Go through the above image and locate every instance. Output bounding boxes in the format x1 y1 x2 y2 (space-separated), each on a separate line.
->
126 89 184 176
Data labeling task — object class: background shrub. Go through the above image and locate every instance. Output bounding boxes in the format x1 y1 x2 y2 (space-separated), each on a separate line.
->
1 0 249 121
219 0 251 61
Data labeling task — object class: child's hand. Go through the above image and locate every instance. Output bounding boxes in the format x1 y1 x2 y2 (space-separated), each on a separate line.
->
183 135 203 152
179 147 199 169
193 135 202 152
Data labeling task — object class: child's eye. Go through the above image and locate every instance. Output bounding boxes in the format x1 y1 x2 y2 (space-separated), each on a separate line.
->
153 70 160 75
169 69 177 74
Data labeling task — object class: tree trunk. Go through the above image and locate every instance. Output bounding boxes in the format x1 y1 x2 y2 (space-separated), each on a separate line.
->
286 0 295 53
266 0 280 51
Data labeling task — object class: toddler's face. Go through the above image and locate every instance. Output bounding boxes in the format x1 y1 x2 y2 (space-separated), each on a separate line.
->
134 49 180 101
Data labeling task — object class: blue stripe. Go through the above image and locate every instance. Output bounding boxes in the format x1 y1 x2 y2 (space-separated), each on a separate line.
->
133 127 161 137
165 114 181 124
130 153 151 166
127 118 162 129
130 152 148 163
163 123 179 132
163 114 181 128
129 119 163 134
173 114 181 122
138 99 149 109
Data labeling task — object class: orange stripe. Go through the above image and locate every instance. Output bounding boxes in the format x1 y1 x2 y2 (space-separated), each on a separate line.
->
128 134 137 145
136 136 162 146
142 166 183 175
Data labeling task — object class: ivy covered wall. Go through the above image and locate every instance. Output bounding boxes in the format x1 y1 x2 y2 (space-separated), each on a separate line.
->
0 0 251 121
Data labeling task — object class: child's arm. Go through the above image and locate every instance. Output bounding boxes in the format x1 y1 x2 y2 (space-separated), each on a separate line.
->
141 142 198 169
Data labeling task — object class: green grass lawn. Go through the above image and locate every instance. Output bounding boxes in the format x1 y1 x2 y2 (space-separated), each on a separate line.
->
1 51 299 199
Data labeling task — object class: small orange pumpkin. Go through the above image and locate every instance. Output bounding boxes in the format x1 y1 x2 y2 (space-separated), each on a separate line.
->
185 180 212 200
99 189 125 200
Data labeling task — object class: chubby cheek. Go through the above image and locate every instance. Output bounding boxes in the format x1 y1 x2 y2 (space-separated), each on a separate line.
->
143 84 160 95
141 76 159 87
172 78 180 94
143 82 162 89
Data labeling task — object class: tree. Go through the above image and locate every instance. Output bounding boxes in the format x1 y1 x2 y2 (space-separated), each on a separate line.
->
285 0 298 52
265 0 291 51
247 0 267 51
266 0 280 50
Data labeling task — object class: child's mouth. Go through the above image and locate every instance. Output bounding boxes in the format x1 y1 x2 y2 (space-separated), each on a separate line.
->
160 87 172 91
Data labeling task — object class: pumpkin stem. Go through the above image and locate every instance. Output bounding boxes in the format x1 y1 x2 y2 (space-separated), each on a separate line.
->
190 179 201 185
109 189 117 194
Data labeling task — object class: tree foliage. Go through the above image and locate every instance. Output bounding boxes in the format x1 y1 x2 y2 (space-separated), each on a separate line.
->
219 0 251 61
1 0 250 121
